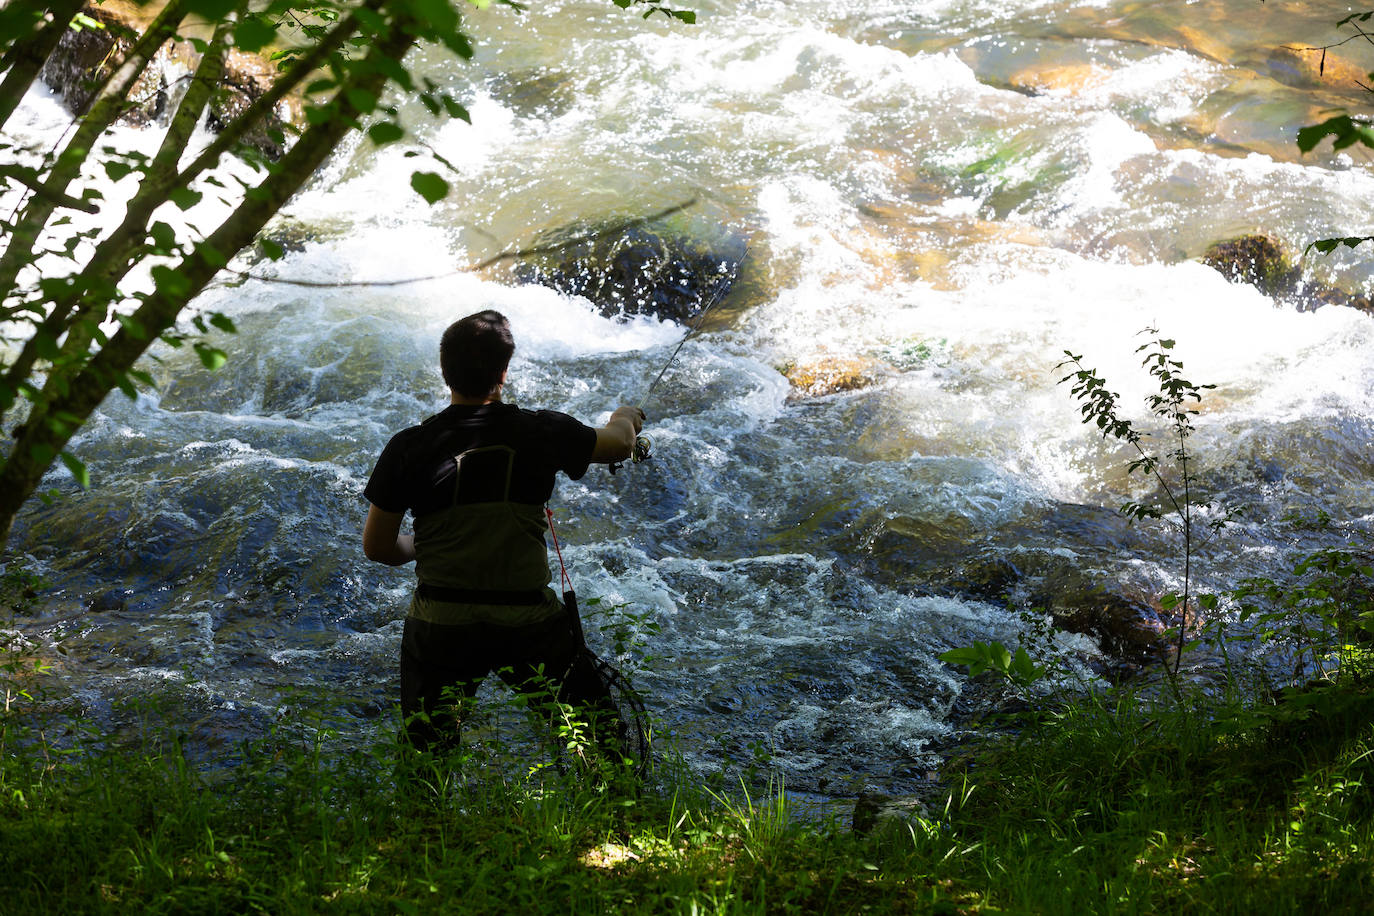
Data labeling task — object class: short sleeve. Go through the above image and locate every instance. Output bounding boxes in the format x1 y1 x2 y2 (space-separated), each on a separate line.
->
363 435 411 514
537 409 597 481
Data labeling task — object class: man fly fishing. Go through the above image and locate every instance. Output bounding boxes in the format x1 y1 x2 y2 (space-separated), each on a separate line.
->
361 309 646 761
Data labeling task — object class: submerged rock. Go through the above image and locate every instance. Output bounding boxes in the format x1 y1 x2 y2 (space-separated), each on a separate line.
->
1200 234 1373 315
514 219 749 324
1006 63 1111 97
935 551 1168 670
780 356 881 399
1200 235 1296 295
1263 45 1369 92
851 790 932 835
486 68 577 119
1031 575 1169 666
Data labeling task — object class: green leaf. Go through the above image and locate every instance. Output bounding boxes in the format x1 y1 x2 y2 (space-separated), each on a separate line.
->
258 238 285 261
149 221 178 252
29 443 55 468
354 6 387 32
1297 114 1374 153
410 171 449 204
70 11 105 31
1306 236 1374 257
33 330 60 360
194 342 228 371
1009 647 1044 687
112 370 138 399
199 241 227 269
367 122 405 146
345 87 379 113
208 312 237 333
233 16 277 53
168 186 203 211
440 95 470 122
1161 593 1180 611
59 451 90 488
151 265 192 300
372 55 411 90
939 645 992 678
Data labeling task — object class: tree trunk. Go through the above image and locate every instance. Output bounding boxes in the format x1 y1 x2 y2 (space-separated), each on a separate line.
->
0 0 191 304
0 0 86 131
0 13 421 545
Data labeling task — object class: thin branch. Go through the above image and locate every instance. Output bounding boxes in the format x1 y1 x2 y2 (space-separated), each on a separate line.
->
221 196 701 288
470 196 698 270
0 164 100 213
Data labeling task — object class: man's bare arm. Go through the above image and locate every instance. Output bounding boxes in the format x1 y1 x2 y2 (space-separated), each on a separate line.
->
363 504 415 566
590 405 646 462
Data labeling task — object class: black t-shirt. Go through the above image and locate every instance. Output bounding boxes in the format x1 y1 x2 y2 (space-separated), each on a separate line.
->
364 401 597 517
364 401 598 625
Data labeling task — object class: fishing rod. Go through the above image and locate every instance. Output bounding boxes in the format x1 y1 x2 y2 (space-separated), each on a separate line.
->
609 249 746 474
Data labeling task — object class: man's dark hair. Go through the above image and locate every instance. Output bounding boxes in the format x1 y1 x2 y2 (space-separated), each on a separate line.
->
440 310 515 399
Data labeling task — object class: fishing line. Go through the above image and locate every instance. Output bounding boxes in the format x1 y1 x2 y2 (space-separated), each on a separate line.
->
610 245 747 473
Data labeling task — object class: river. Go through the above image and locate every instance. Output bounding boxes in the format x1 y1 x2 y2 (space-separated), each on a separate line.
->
6 0 1374 799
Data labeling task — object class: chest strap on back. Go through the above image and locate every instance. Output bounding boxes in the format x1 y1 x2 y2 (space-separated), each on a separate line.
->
415 583 546 605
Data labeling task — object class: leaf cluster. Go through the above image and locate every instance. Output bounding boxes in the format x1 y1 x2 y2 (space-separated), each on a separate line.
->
938 640 1045 690
1294 11 1374 254
1233 541 1374 685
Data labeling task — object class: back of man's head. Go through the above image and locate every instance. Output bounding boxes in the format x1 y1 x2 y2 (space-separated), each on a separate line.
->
440 310 515 399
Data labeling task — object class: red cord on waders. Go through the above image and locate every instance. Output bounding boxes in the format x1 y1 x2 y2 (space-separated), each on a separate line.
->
545 505 585 646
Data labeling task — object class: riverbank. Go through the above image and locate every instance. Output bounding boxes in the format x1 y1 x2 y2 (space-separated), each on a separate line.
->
3 667 1371 914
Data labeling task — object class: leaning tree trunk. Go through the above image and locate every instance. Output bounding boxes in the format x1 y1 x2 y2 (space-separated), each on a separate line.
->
0 7 421 544
0 0 87 131
0 0 374 422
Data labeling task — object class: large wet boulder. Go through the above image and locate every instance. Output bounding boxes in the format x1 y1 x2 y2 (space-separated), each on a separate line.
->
1028 574 1170 667
938 550 1169 670
40 3 304 158
514 219 749 324
1200 235 1297 296
41 2 183 126
1201 234 1373 314
205 48 305 161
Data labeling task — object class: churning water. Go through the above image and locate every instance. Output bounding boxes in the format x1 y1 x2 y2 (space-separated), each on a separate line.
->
7 0 1374 797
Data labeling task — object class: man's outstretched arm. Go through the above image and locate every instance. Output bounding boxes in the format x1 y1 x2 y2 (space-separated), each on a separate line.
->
363 504 415 566
590 405 646 463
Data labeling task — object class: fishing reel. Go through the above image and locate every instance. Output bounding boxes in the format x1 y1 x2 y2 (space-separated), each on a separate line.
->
609 435 653 475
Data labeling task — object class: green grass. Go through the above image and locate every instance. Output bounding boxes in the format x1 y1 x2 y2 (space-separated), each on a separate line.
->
3 675 1374 914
